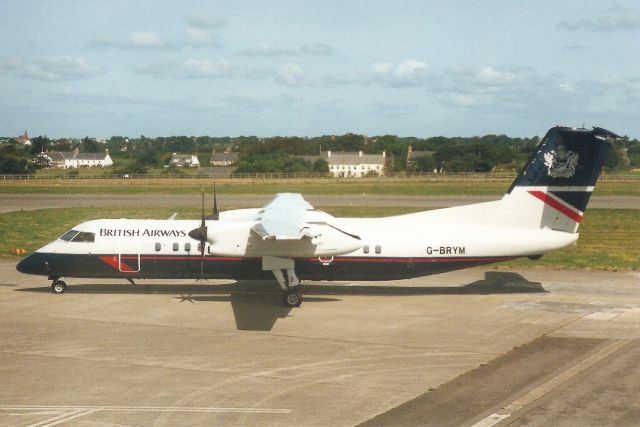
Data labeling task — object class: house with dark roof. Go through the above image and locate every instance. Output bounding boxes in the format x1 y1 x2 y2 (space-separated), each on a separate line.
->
35 149 113 168
210 151 239 166
406 146 435 164
406 146 441 172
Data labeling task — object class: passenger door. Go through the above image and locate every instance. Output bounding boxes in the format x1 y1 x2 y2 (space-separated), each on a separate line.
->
118 241 141 273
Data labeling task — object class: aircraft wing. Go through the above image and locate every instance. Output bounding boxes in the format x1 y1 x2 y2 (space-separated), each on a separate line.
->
252 193 315 240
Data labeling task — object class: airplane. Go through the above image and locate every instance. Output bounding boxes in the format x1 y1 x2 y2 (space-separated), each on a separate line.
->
17 126 617 307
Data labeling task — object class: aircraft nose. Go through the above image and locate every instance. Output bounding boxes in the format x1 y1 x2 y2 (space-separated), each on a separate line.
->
16 253 48 276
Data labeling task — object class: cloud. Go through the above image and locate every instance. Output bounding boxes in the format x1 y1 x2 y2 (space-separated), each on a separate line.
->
562 43 589 51
475 66 522 86
185 15 227 29
1 56 102 81
237 42 298 57
236 41 333 57
325 59 429 88
557 82 575 93
274 63 305 86
53 88 149 105
439 93 494 108
217 92 303 112
93 31 172 49
183 15 225 48
130 31 164 48
185 27 221 48
300 42 332 56
557 12 640 32
136 58 233 79
182 58 232 78
433 66 533 110
95 24 223 50
0 57 23 71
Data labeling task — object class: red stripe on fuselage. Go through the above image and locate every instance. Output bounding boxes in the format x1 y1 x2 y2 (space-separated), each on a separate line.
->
528 190 583 223
298 257 512 264
106 254 511 265
99 255 136 272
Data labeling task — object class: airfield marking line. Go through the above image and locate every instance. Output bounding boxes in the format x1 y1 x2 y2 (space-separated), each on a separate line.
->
36 409 97 427
469 339 631 427
1 404 293 415
24 409 95 427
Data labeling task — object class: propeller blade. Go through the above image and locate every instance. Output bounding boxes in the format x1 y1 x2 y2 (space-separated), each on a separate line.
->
200 190 207 255
213 183 220 220
187 189 209 256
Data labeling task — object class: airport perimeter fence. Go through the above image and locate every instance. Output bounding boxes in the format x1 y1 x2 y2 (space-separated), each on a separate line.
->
1 172 639 183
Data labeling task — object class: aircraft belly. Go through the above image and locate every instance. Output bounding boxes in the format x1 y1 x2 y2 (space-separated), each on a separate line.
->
27 252 515 281
295 256 514 281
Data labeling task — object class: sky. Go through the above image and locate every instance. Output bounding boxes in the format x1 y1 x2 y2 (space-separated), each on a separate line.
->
1 0 639 139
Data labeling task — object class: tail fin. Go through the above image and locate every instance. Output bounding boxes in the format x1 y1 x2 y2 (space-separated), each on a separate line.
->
503 126 617 233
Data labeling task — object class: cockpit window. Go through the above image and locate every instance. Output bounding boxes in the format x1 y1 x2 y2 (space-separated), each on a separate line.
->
60 229 80 241
71 232 95 243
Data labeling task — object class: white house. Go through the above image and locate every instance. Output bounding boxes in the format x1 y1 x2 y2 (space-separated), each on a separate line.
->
38 149 113 169
302 150 386 177
169 153 200 167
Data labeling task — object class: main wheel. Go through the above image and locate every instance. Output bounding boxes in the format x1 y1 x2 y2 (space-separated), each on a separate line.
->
283 288 302 308
51 280 67 294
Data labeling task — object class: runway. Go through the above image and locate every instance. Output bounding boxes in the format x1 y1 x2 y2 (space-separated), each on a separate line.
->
1 193 640 213
2 262 640 426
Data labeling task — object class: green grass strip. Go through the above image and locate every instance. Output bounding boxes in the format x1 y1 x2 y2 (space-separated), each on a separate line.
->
0 181 637 196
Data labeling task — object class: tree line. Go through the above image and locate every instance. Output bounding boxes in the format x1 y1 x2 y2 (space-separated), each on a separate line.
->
1 132 638 174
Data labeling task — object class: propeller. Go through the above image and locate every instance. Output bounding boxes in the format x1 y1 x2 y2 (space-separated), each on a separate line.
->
188 189 208 256
187 186 220 280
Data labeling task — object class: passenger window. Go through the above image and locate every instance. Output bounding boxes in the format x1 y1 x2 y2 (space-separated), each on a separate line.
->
172 243 179 251
155 242 161 251
185 242 191 252
71 232 95 243
375 245 381 254
60 229 80 241
363 245 369 254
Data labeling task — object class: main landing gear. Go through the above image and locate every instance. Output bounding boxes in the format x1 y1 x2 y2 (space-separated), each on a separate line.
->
50 277 67 294
273 269 302 308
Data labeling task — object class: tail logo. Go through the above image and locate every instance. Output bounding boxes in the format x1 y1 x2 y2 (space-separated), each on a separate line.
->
543 146 578 178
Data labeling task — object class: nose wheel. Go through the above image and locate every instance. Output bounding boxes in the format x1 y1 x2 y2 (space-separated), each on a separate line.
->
51 279 67 294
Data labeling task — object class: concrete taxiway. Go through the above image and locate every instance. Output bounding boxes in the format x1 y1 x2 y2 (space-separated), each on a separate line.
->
2 262 640 426
1 193 640 213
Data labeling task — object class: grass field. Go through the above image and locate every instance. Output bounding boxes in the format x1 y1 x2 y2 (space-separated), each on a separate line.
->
0 179 638 196
1 206 638 270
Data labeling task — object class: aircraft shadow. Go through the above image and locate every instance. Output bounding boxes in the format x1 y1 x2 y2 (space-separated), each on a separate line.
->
306 271 546 296
16 271 544 331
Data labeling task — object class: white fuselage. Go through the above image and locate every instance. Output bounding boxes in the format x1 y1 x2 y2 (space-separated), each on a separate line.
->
22 194 578 282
